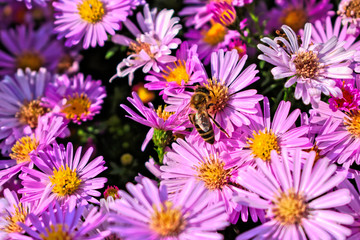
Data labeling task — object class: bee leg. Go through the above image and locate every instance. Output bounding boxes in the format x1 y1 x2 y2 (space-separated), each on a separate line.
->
208 114 230 138
189 114 196 125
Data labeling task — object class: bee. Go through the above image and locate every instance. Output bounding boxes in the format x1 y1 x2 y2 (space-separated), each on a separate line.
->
189 86 229 144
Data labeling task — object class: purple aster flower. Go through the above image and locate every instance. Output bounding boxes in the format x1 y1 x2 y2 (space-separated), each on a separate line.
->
232 98 311 165
53 0 131 49
42 73 106 124
16 0 48 9
19 142 107 213
166 49 263 142
108 177 229 239
234 149 353 239
0 24 63 76
266 0 333 33
0 115 68 185
328 78 360 112
0 68 53 154
258 23 355 107
161 139 265 224
144 41 207 97
19 202 110 239
111 4 182 85
121 92 189 151
338 0 360 34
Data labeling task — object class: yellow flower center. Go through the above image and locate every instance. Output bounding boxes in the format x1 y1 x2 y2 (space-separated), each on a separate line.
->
203 78 229 115
247 129 280 162
292 51 321 79
345 0 360 18
77 0 105 24
16 51 44 71
163 60 190 85
2 203 27 233
344 110 360 137
136 85 155 103
16 99 48 129
272 190 308 225
40 224 73 240
280 7 308 32
49 165 81 197
149 201 186 237
195 155 231 190
156 105 174 121
61 93 91 121
202 23 227 46
9 136 39 164
128 40 154 58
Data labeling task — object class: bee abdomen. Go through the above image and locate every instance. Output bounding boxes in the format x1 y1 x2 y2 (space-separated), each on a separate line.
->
195 125 215 144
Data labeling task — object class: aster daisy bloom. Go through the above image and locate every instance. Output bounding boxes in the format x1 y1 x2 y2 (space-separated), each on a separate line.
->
0 115 68 185
328 78 360 112
121 92 189 152
161 139 265 224
234 150 353 240
109 177 229 240
19 142 107 213
111 4 182 85
258 23 355 107
16 0 48 9
42 73 106 124
144 41 207 97
18 202 110 240
267 0 333 33
232 98 311 165
338 0 360 34
0 68 53 154
0 24 63 76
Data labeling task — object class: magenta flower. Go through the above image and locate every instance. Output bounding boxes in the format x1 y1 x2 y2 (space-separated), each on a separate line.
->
19 142 107 213
19 202 110 239
234 150 353 239
232 98 311 165
0 24 63 76
108 177 229 240
16 0 48 9
258 23 355 107
111 4 182 85
42 73 106 124
328 78 360 112
53 0 131 49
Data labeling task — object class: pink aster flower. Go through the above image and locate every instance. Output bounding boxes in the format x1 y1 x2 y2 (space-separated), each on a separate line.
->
0 68 53 154
338 0 360 34
0 115 68 185
144 41 207 97
232 98 311 165
111 4 182 85
53 0 131 49
121 92 189 151
234 149 353 240
18 202 110 240
267 0 333 33
0 24 63 76
328 78 360 112
42 73 106 124
161 139 265 224
108 177 229 240
19 142 107 213
258 23 355 107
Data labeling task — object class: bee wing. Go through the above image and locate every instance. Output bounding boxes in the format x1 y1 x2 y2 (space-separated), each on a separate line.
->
195 111 211 132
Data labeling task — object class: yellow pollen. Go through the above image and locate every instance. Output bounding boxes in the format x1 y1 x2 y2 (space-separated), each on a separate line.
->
2 203 27 233
49 165 81 197
211 0 232 3
195 155 231 190
128 40 154 58
344 110 360 137
61 93 91 121
203 78 229 115
40 224 73 240
136 85 155 103
9 136 39 164
77 0 105 24
293 51 322 79
280 7 308 32
156 105 174 121
247 128 280 162
16 99 48 129
345 0 360 18
16 51 44 71
202 23 227 46
163 60 190 85
149 201 186 237
272 190 308 225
